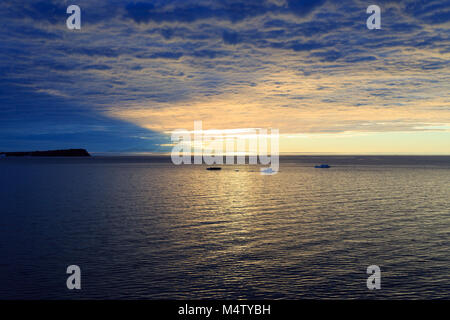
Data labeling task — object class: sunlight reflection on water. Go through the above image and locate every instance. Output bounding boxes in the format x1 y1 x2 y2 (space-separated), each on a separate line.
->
0 156 449 299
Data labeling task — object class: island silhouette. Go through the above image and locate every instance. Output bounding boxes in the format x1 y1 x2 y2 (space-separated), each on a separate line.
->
0 149 91 157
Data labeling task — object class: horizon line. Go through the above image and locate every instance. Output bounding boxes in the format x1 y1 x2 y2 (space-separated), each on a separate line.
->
90 152 450 156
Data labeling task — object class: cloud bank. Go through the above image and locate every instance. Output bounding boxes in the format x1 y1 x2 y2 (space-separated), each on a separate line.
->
0 0 449 152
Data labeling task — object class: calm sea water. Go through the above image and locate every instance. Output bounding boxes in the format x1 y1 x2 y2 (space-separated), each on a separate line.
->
0 156 449 299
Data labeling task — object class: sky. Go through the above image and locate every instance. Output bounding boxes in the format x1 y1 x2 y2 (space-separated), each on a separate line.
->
0 0 449 154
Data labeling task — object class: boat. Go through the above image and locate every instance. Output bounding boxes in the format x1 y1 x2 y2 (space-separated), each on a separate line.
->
206 167 222 170
261 167 275 174
314 164 330 168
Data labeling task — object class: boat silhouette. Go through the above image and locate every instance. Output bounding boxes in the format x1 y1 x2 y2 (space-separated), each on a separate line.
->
206 167 222 171
314 164 330 168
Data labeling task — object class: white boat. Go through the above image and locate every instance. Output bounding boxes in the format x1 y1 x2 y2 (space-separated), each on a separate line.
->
260 167 276 174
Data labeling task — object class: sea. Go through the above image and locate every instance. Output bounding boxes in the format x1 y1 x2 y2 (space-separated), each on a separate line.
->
0 155 449 299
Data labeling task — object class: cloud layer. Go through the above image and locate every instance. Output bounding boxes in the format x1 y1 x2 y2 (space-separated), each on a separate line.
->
0 0 449 152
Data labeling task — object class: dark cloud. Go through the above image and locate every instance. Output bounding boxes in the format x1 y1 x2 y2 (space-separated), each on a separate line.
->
125 2 156 23
289 41 327 52
125 1 278 24
65 47 122 58
405 0 450 24
142 52 184 60
20 1 67 24
124 0 331 25
82 64 113 71
190 49 225 59
388 22 422 33
222 30 240 45
287 0 327 17
160 28 176 40
8 26 62 40
310 50 342 62
344 56 377 63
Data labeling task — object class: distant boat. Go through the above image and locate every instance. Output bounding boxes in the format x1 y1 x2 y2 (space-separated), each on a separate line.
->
206 167 222 171
315 164 330 168
261 167 275 174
